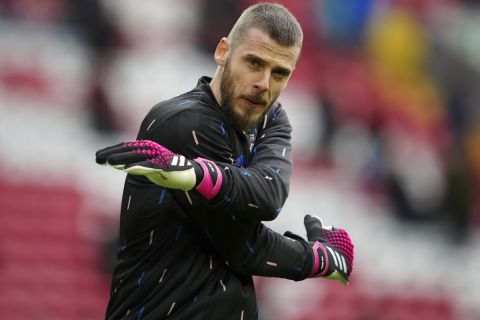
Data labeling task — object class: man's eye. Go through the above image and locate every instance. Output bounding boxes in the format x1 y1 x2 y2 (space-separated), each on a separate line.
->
249 59 260 67
273 71 287 80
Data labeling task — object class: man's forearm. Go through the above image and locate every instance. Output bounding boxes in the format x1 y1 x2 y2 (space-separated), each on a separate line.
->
175 197 313 281
227 223 313 280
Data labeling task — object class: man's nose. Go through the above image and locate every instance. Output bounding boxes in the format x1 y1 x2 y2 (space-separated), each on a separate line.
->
253 72 270 92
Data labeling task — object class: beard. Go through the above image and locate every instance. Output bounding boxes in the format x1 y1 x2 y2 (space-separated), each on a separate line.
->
219 59 275 132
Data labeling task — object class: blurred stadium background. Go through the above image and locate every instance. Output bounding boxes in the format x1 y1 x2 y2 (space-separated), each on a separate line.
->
0 0 479 319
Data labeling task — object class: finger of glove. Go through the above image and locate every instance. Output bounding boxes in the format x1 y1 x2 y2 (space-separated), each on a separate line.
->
283 231 307 242
96 141 149 164
284 231 299 239
106 151 152 167
95 142 126 164
96 140 159 163
124 154 174 170
304 215 324 241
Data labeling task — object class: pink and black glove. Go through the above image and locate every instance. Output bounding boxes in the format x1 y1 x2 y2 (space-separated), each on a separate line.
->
95 140 223 200
286 215 354 285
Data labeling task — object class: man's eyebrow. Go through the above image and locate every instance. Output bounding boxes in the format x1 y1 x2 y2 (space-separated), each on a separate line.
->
245 53 265 64
273 66 291 76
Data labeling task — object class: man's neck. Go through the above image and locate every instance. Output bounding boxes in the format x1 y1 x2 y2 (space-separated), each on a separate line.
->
209 68 222 106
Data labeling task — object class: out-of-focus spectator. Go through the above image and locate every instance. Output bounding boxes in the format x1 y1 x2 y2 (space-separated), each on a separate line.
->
64 0 121 133
197 0 241 54
0 0 120 133
466 126 480 226
312 0 374 48
0 0 65 22
366 6 450 222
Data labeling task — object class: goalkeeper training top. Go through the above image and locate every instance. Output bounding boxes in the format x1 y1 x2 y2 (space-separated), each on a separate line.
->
104 77 315 320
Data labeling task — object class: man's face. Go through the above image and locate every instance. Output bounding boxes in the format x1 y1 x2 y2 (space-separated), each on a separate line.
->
219 28 300 131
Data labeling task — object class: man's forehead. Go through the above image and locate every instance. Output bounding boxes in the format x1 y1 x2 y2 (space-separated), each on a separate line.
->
234 28 300 67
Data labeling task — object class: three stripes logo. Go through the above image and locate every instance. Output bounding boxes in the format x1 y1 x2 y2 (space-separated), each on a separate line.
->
327 247 348 274
170 155 192 167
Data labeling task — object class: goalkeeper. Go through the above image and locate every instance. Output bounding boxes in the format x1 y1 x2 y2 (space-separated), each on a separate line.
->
96 3 354 320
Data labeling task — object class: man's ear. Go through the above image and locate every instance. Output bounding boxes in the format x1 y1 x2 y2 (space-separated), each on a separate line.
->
214 37 230 67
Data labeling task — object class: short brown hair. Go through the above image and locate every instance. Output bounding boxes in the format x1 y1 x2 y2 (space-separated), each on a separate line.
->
228 3 303 49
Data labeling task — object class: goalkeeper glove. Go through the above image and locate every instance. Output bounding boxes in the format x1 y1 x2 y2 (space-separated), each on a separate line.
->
95 140 223 200
287 215 354 285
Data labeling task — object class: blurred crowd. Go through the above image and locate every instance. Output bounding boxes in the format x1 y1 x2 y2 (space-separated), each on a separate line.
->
0 0 479 319
2 0 478 239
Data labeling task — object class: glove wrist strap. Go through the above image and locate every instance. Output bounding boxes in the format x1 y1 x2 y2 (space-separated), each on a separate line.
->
310 241 329 277
194 158 223 200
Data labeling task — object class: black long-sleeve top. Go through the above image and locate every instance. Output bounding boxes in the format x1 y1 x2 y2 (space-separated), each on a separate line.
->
105 77 314 320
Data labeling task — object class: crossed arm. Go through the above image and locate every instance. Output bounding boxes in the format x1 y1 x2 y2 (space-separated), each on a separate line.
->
96 103 353 283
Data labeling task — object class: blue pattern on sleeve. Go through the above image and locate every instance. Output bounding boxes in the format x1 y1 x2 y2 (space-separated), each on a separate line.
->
220 123 227 135
137 272 145 285
236 155 246 167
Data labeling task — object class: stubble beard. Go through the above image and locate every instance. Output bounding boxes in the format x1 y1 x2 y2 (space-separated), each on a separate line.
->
219 59 271 132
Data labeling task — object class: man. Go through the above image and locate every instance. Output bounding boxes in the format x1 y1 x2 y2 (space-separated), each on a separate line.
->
96 3 354 319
